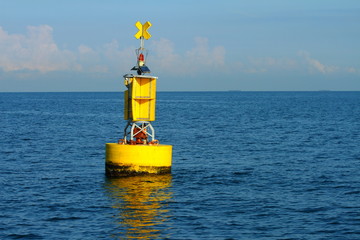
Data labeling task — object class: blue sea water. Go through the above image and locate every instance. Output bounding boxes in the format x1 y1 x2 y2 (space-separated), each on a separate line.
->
0 91 360 240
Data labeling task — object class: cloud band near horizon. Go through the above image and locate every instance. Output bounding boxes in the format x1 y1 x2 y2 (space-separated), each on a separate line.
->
0 25 358 77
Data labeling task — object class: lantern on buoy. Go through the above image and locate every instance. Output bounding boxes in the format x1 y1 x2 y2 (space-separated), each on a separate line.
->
138 53 145 66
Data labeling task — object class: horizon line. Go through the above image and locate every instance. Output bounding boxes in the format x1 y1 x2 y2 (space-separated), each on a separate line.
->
1 90 360 93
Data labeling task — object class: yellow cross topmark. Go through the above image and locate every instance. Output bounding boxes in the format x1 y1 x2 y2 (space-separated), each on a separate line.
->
134 21 152 40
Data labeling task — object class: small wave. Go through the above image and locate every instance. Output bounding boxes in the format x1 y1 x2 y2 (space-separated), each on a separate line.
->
344 190 360 195
20 138 32 141
45 216 85 222
297 206 330 213
233 171 252 176
7 233 43 239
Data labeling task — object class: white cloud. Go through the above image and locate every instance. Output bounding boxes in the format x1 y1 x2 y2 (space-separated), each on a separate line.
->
1 25 358 78
0 25 136 74
185 37 225 68
230 56 298 74
243 57 297 73
346 67 359 74
297 50 360 74
0 25 77 72
150 37 225 74
78 45 95 55
298 50 339 74
102 40 135 73
150 38 180 70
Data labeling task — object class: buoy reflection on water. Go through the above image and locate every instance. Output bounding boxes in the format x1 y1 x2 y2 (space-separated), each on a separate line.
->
105 174 173 239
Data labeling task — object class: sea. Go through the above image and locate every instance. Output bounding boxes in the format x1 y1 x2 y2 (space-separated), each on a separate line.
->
0 91 359 240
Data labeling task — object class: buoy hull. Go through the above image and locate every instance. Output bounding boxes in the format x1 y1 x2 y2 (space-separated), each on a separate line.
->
105 143 172 177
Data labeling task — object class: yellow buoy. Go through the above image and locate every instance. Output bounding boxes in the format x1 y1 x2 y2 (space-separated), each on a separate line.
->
105 143 172 177
105 21 172 177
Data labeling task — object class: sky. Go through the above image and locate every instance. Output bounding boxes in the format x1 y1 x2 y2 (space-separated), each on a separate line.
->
0 0 359 92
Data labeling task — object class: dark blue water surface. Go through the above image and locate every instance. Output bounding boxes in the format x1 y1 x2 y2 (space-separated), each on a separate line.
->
1 91 360 239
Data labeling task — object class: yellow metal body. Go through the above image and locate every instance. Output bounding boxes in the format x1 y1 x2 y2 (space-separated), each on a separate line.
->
124 75 157 121
105 143 172 177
